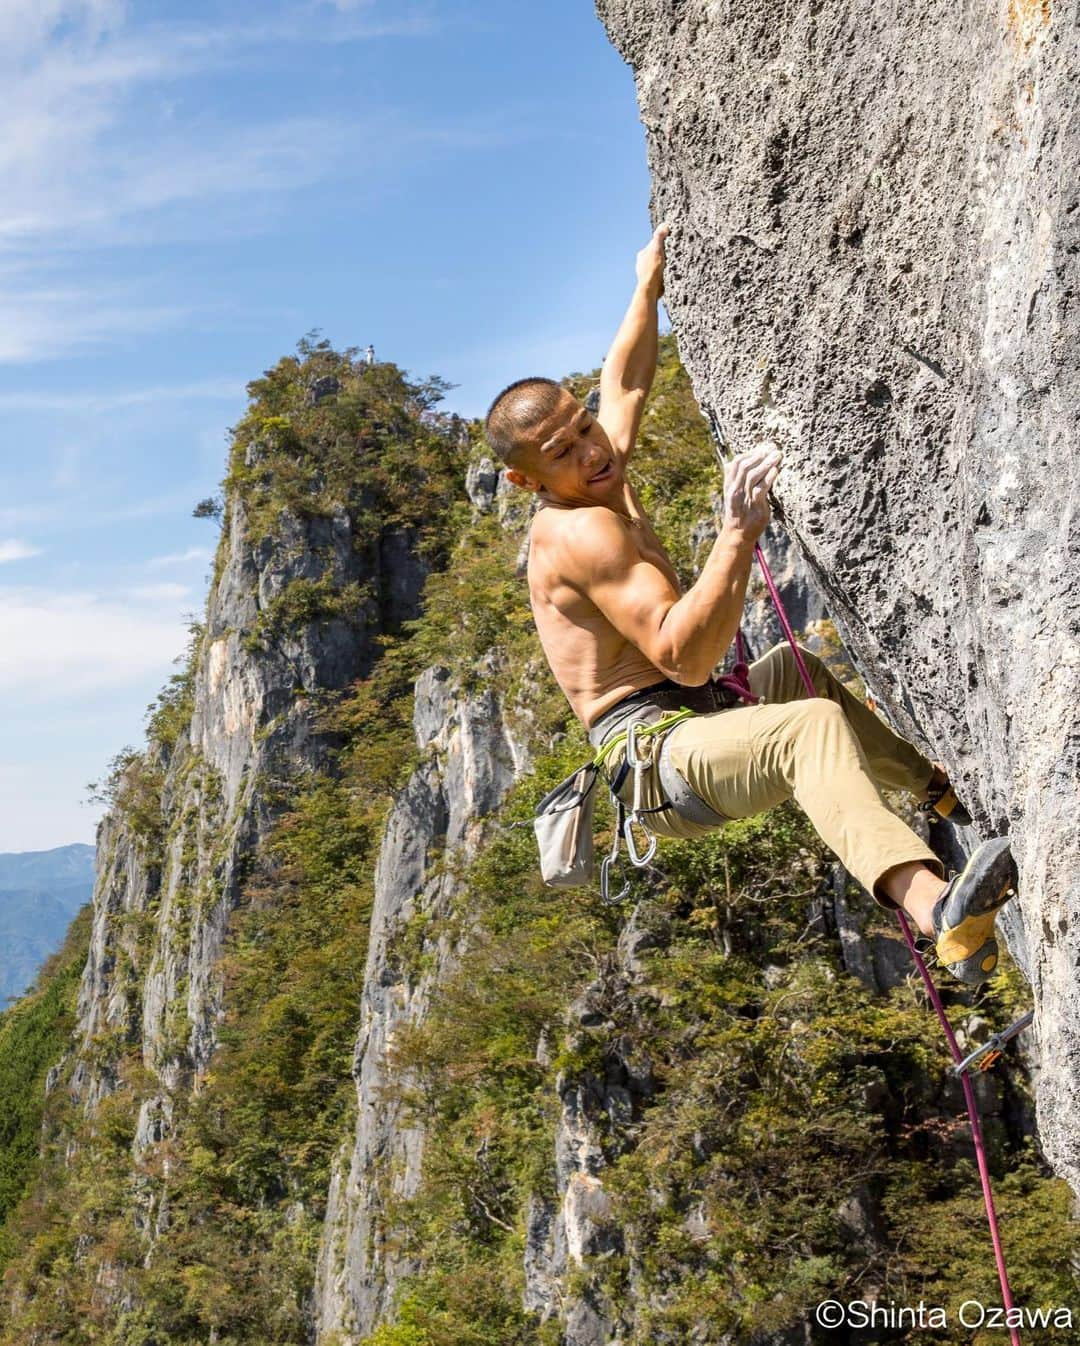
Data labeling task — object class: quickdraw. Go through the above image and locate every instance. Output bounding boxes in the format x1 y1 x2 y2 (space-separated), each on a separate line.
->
593 707 697 902
952 1010 1035 1077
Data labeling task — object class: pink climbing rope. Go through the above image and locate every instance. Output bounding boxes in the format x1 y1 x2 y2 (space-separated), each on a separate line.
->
718 541 841 706
716 628 758 705
753 541 819 694
752 541 1021 1344
895 911 1021 1345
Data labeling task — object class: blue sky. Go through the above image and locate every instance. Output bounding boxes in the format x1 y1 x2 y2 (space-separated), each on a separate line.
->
0 0 662 852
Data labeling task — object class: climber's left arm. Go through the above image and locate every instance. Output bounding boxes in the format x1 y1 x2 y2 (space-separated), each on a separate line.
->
597 223 668 463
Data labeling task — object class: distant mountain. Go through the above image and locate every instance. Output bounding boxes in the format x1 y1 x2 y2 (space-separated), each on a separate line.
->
0 844 95 1006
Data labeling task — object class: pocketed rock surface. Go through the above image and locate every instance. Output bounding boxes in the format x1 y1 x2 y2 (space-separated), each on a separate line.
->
596 0 1080 1190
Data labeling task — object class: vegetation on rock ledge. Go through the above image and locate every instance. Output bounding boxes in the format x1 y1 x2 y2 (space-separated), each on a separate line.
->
0 335 1073 1346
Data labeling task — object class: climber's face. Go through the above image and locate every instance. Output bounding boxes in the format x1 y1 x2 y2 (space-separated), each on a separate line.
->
504 391 622 506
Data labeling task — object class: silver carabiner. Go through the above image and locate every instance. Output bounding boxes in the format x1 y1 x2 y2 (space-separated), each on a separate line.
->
599 802 630 903
622 718 658 867
624 715 651 771
623 814 657 867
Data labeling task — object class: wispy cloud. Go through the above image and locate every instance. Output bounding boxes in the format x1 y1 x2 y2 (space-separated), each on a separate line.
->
146 546 210 569
0 540 42 563
0 289 192 363
0 585 188 702
0 378 243 413
0 487 207 534
130 582 190 601
0 3 443 246
0 1 442 362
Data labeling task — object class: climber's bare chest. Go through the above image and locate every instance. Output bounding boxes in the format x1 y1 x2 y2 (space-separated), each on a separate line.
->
527 488 684 726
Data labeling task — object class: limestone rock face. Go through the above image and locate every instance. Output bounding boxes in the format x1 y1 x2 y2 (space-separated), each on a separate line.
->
312 660 531 1343
596 0 1079 1190
522 919 661 1346
69 490 425 1119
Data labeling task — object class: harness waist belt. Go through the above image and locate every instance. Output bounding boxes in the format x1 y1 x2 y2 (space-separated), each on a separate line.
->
587 679 730 828
587 678 731 751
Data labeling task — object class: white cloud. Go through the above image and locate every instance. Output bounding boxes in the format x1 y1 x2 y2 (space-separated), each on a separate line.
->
0 539 42 563
0 378 243 413
0 289 192 363
146 546 210 569
0 585 187 702
0 3 442 362
0 4 442 246
130 582 190 601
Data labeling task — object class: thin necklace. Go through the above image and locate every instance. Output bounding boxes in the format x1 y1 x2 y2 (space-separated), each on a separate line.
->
538 496 643 527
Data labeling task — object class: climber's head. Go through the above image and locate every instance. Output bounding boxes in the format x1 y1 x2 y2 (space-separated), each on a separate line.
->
485 377 564 469
485 379 621 507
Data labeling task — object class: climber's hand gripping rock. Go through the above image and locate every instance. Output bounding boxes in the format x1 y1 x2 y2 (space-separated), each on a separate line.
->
635 222 670 297
721 443 783 543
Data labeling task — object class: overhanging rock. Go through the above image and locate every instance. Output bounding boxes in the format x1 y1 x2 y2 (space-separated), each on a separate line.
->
596 0 1079 1189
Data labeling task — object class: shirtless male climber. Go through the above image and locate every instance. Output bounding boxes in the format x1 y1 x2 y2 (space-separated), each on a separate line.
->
484 222 1018 984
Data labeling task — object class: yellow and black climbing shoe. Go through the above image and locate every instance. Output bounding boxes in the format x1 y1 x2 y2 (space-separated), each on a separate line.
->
919 777 972 827
932 837 1018 983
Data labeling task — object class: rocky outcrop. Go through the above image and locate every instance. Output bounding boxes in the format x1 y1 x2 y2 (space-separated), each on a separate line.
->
596 0 1079 1190
523 915 661 1346
313 660 531 1342
68 486 428 1123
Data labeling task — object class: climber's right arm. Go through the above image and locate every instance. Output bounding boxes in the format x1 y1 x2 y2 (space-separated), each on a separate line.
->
560 445 781 683
558 524 750 687
597 224 669 462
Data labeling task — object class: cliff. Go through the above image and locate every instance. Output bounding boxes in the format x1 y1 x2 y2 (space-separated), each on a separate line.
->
0 343 466 1340
0 331 1075 1346
595 0 1080 1195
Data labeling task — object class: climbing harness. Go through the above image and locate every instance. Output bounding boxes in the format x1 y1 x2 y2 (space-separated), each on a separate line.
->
702 403 1028 1346
592 707 698 902
534 705 714 898
533 654 761 900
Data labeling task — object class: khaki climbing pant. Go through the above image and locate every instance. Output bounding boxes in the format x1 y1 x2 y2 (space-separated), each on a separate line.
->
606 642 944 907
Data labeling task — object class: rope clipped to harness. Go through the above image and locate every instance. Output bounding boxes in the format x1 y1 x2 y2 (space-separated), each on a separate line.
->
715 627 759 706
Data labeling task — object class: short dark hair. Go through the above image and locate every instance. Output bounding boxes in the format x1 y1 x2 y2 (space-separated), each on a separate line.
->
484 377 565 466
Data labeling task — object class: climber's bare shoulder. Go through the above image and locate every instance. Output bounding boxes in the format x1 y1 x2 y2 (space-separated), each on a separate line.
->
526 500 684 727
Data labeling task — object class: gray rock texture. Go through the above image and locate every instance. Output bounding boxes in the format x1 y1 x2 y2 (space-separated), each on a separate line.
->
522 924 664 1346
596 0 1079 1191
66 487 427 1133
312 659 531 1343
464 455 500 511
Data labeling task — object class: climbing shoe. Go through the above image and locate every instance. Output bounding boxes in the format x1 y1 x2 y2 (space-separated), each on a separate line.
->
919 774 972 827
932 837 1018 983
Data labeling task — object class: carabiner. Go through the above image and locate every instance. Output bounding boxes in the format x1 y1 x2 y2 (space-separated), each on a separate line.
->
599 801 630 903
623 813 657 866
622 718 658 867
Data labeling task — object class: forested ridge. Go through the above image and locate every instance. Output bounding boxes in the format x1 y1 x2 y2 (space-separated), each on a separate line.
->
0 337 1073 1346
